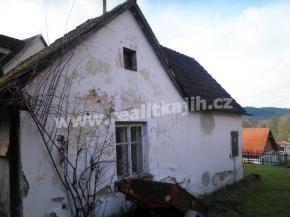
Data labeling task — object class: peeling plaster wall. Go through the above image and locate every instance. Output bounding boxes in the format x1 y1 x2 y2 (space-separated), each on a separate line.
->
0 112 10 217
20 10 243 217
20 112 70 217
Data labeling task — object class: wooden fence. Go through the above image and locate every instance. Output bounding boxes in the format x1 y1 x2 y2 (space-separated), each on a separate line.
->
242 151 290 166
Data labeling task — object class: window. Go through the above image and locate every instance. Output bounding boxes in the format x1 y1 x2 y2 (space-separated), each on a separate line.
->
231 131 239 157
116 124 143 177
123 47 137 71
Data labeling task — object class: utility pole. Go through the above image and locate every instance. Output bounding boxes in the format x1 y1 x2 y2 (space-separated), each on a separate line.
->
103 0 107 14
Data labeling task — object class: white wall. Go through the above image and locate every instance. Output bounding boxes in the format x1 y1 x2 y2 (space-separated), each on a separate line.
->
20 112 70 217
20 10 243 217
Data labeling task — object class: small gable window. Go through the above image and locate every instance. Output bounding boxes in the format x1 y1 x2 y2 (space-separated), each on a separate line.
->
123 47 137 71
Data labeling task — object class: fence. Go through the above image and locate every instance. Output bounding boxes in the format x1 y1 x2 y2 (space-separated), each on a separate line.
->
242 151 290 166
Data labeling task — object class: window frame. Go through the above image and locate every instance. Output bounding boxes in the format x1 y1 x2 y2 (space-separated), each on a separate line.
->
123 47 137 71
115 123 144 178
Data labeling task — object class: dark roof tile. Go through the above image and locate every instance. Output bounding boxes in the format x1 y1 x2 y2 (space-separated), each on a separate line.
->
161 46 245 114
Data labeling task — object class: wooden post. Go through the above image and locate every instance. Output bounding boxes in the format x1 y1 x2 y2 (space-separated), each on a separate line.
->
9 106 21 217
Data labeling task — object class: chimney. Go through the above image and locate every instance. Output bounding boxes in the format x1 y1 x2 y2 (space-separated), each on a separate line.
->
103 0 107 14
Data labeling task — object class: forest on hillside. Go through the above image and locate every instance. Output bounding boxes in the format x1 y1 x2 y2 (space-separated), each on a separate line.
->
243 107 290 141
243 116 290 141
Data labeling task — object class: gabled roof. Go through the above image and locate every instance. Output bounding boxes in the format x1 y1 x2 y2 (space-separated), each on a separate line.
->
0 34 46 68
243 128 277 154
0 34 23 67
0 0 137 92
0 0 246 115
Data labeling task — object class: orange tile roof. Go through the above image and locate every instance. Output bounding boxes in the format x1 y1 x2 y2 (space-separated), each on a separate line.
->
243 128 274 154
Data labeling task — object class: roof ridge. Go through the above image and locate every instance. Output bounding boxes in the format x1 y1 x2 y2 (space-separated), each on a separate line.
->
244 127 270 130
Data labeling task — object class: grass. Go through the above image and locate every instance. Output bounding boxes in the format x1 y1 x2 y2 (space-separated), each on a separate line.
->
199 164 290 217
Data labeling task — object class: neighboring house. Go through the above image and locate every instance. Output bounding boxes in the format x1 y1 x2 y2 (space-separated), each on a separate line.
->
243 128 279 164
0 34 46 217
0 1 246 217
276 140 290 154
243 128 278 154
0 34 47 74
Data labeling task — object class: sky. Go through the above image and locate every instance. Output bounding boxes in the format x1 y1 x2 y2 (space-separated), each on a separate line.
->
1 0 290 108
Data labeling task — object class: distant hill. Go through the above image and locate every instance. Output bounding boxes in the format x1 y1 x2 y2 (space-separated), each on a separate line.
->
243 107 290 141
244 107 290 122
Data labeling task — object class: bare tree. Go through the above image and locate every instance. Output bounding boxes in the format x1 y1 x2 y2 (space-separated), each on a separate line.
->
17 50 118 217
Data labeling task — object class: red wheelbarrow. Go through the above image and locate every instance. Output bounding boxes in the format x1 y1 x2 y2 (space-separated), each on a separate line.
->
116 179 198 216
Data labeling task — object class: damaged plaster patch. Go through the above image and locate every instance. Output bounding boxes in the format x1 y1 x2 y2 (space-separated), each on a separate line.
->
212 171 234 185
46 213 57 217
76 89 113 107
65 68 83 83
115 48 123 68
216 171 234 182
51 196 65 203
200 113 215 135
201 171 210 187
139 68 151 81
155 125 167 137
120 88 143 109
20 168 29 198
139 67 163 96
124 34 138 50
52 173 59 186
34 173 46 184
85 57 112 75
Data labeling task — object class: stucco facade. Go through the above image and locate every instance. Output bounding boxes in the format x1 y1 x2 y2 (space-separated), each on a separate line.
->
0 35 46 217
17 10 244 217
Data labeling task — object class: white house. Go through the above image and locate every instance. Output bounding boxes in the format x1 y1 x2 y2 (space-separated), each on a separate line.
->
0 34 47 74
0 34 46 217
0 1 245 217
277 140 290 154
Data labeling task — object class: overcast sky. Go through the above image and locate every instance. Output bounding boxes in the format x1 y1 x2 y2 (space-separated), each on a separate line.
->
1 0 290 108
